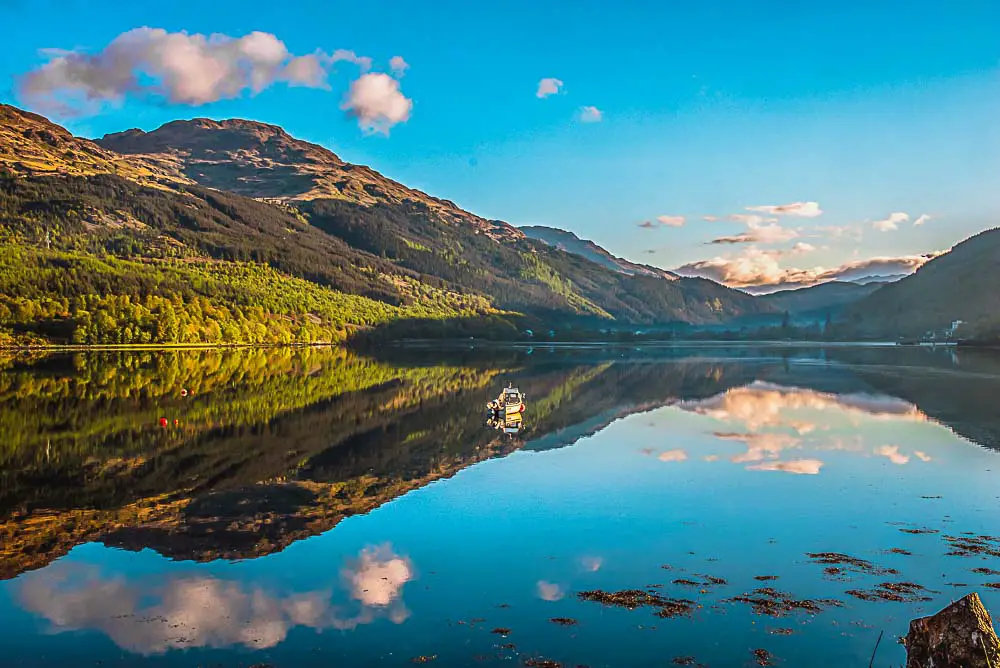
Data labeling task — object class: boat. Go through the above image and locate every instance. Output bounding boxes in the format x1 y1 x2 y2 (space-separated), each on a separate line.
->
487 384 526 417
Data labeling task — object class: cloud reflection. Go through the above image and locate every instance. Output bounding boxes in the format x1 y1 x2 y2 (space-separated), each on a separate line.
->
746 459 824 475
874 445 910 465
17 544 413 655
679 382 926 432
676 383 934 476
536 580 564 601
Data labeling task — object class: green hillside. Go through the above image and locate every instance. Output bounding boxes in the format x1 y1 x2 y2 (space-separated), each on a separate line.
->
837 228 1000 341
0 105 775 345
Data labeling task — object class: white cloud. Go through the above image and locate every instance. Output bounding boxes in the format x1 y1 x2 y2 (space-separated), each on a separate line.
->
579 106 602 123
656 215 686 227
536 77 563 98
746 201 823 218
914 450 932 462
579 556 603 572
913 214 932 226
341 72 413 135
281 54 329 88
728 214 778 226
657 448 689 462
791 242 816 254
328 49 373 72
702 215 721 222
872 212 910 232
814 225 864 241
18 28 372 115
388 55 409 77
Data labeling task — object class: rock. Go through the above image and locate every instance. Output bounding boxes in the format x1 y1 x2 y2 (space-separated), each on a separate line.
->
905 592 1000 667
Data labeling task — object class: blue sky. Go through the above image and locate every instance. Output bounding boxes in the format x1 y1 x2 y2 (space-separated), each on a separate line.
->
2 0 998 289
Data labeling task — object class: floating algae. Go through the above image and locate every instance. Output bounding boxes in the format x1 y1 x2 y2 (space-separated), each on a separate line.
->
726 587 843 617
577 589 696 619
845 581 934 602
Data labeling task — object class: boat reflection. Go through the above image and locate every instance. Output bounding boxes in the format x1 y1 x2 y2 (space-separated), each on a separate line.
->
486 383 526 436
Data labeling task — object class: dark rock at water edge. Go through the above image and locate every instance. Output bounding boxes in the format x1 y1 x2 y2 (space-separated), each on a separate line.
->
905 592 1000 667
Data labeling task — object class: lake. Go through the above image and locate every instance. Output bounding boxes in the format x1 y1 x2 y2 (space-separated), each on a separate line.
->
1 344 999 667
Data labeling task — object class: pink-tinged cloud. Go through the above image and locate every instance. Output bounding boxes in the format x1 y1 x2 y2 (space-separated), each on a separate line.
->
388 55 409 77
874 445 909 465
872 212 910 232
746 458 824 475
537 581 564 601
18 28 372 115
657 215 686 227
579 556 603 572
341 72 413 134
914 450 932 462
658 449 689 462
745 201 823 218
579 106 602 123
536 77 563 98
674 248 944 292
16 545 413 655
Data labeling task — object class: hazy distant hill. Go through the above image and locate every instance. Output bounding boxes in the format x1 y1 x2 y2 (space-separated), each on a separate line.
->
758 281 884 314
838 228 1000 340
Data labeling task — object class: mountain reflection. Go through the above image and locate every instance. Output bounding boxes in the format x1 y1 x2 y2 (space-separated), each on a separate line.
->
1 345 999 581
16 544 413 654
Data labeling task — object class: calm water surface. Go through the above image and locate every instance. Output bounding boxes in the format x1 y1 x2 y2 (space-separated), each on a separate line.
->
1 345 999 667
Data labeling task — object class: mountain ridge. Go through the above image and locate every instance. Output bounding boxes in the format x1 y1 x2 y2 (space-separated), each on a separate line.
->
520 225 677 280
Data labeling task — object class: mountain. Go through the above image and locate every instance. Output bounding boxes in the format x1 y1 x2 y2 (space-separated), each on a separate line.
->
758 281 885 315
838 228 1000 340
0 104 189 188
520 225 677 280
96 117 519 241
0 105 775 346
851 273 908 286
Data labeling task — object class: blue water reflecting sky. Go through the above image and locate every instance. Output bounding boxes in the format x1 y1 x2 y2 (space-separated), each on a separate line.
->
2 352 1000 666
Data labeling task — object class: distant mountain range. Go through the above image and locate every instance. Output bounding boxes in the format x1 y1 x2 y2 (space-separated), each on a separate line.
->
0 102 995 344
520 225 677 280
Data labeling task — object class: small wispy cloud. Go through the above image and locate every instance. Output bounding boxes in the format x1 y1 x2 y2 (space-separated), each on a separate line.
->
536 77 563 98
872 212 910 232
657 449 688 462
745 201 823 218
578 106 602 123
709 214 798 245
913 213 932 226
746 459 824 475
656 215 685 227
388 55 409 77
874 444 909 465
